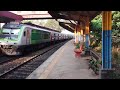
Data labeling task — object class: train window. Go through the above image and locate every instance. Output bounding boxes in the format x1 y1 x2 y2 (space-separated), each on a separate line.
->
24 31 26 36
44 33 50 39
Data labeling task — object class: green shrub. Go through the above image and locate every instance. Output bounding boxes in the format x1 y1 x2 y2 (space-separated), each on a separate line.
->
75 43 80 49
112 48 120 64
89 57 102 75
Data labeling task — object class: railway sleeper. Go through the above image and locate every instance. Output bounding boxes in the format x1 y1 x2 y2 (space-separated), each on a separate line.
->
19 65 38 69
13 71 31 75
24 60 43 64
20 66 37 70
30 59 44 62
18 67 36 71
26 63 43 66
18 69 36 73
3 74 27 79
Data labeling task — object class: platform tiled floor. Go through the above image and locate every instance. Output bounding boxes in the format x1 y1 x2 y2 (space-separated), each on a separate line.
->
27 40 99 79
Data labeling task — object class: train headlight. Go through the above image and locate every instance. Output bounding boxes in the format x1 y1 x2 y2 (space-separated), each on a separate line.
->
0 42 7 45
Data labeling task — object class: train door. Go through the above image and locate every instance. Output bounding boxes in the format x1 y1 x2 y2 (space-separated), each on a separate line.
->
51 32 54 41
26 29 30 45
56 33 59 40
22 28 30 45
54 33 56 41
22 30 27 45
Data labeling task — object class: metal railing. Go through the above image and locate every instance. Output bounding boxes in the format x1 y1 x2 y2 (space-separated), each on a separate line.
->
89 49 102 75
90 50 101 61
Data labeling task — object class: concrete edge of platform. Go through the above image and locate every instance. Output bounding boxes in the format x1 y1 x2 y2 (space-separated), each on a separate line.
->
26 41 69 79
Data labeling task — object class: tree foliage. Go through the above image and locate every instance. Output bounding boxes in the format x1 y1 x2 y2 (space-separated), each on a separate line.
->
90 11 120 48
90 14 102 48
22 19 64 32
112 11 120 48
44 19 63 32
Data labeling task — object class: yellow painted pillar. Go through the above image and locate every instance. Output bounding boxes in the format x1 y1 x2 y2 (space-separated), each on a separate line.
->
74 28 76 43
76 30 79 43
75 25 81 44
78 31 81 42
84 17 90 55
77 25 81 43
101 11 112 79
81 29 84 43
102 11 112 69
85 17 90 49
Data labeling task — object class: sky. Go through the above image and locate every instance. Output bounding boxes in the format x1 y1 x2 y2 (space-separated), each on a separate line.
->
61 29 74 35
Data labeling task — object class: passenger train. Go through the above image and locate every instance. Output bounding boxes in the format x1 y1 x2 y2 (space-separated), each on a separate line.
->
0 22 73 55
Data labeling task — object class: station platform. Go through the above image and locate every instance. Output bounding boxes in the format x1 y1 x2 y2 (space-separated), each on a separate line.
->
27 39 99 79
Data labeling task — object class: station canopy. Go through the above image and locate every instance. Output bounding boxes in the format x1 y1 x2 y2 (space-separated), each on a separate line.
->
0 11 23 23
0 11 102 33
48 11 102 33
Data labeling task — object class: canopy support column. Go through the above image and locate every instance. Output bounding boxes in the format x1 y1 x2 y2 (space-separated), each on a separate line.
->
100 11 113 79
85 17 90 55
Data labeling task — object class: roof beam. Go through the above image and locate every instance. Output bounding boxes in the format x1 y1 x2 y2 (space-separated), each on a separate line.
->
48 11 102 32
0 11 23 23
59 22 74 33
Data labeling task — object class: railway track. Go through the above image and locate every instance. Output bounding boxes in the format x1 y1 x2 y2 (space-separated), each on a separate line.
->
0 55 21 65
0 40 68 79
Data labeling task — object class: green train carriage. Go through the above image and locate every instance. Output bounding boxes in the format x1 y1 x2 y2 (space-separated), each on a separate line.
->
0 22 52 55
0 22 72 55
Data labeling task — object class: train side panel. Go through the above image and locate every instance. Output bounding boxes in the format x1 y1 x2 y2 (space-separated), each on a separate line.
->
30 28 51 45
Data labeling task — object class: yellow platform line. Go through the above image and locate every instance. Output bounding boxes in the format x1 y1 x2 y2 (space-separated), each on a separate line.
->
38 43 67 79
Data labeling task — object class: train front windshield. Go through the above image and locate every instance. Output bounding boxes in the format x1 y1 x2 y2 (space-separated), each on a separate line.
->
0 29 20 40
0 23 21 40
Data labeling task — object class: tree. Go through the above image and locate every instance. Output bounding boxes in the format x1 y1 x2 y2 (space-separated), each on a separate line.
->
22 19 64 32
44 19 63 32
22 20 47 26
112 11 120 48
90 14 102 48
90 11 120 48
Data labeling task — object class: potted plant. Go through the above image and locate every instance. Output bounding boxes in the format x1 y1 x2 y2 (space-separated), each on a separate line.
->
74 43 82 57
